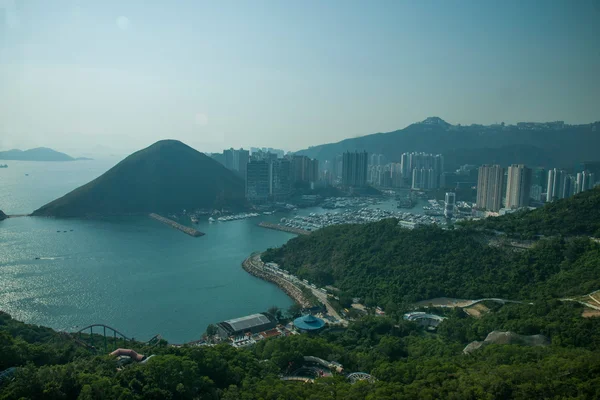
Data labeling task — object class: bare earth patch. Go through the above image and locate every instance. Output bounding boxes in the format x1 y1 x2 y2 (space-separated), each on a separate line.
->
582 308 600 318
464 303 490 318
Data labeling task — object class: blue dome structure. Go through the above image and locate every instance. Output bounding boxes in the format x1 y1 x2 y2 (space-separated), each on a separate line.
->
293 314 325 332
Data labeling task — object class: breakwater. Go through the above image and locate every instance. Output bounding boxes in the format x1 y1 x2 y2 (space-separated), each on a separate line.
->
149 213 205 237
258 221 310 235
242 254 311 307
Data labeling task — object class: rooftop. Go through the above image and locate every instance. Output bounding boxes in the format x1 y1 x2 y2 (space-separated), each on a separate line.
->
222 313 272 332
293 314 326 331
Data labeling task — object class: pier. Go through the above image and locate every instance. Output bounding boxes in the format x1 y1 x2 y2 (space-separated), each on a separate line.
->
258 222 311 235
149 213 205 237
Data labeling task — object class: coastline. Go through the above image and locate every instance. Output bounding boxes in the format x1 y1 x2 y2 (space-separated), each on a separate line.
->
242 253 311 308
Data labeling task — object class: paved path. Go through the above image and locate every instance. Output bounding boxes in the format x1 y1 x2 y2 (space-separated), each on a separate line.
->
250 254 347 326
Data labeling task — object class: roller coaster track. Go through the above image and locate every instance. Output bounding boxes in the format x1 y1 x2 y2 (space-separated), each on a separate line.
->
70 324 161 353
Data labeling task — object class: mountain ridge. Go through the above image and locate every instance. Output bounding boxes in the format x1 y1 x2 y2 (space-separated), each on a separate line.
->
0 147 81 162
295 118 600 170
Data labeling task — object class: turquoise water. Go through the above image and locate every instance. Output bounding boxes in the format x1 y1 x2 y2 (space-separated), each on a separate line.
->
0 160 294 343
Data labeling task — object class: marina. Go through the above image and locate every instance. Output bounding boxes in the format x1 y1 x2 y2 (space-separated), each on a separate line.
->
259 221 311 235
270 207 446 233
149 213 205 237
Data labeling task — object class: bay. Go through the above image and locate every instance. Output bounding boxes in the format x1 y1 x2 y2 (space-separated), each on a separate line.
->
0 160 294 343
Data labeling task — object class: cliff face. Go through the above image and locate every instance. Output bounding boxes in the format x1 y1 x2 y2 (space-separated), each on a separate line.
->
33 140 246 217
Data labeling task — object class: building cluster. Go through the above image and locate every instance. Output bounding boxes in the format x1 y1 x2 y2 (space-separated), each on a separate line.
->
213 311 327 348
211 148 320 203
363 152 445 190
475 162 598 212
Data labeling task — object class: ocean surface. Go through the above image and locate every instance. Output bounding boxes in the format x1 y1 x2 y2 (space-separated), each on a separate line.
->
0 159 427 343
0 159 295 343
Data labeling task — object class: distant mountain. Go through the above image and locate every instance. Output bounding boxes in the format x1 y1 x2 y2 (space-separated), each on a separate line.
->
32 140 246 217
0 147 77 162
295 118 600 170
0 210 6 221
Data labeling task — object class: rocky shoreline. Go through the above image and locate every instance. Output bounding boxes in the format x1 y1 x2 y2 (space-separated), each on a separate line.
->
242 254 311 308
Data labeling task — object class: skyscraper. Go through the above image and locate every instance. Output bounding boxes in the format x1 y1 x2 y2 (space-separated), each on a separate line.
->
223 148 250 179
271 159 292 200
505 164 532 209
246 160 271 203
546 168 567 202
576 171 596 194
342 151 368 187
402 152 444 189
476 165 504 211
412 168 435 190
291 156 319 184
444 192 456 218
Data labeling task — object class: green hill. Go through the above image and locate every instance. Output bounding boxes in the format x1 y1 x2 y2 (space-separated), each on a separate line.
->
464 186 600 238
0 147 76 161
32 140 245 217
295 118 600 170
263 221 600 306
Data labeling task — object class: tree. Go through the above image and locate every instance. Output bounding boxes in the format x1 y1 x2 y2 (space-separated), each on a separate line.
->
267 306 282 321
205 324 218 337
287 303 303 318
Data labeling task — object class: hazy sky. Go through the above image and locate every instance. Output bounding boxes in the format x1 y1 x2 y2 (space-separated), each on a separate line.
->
1 0 599 156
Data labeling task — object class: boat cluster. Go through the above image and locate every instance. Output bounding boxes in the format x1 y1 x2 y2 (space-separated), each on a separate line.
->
280 208 444 232
214 212 260 222
321 197 381 209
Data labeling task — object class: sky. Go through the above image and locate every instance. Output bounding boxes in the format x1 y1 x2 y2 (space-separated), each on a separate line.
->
1 0 599 156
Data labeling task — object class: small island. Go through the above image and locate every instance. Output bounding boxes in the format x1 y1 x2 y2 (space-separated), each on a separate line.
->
0 147 89 162
32 140 246 218
0 210 7 221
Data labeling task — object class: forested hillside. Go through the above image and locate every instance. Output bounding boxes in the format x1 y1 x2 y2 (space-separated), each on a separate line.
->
464 186 600 239
2 302 600 399
263 221 600 306
33 140 245 217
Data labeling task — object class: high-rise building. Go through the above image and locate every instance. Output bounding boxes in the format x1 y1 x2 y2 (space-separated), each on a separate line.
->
532 167 547 193
412 168 435 190
271 159 292 200
246 159 293 203
402 152 444 189
546 168 568 202
291 156 319 184
530 184 543 202
400 153 409 178
476 165 504 211
342 151 368 187
576 171 596 194
444 192 456 219
222 148 250 179
246 160 271 203
505 164 532 209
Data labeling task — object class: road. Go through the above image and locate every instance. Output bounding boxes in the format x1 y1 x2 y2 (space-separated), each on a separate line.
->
255 255 347 326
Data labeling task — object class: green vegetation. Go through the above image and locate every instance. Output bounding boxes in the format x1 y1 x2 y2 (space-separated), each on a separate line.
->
0 147 76 161
32 140 246 217
463 186 600 239
2 301 600 399
4 169 599 398
263 220 600 307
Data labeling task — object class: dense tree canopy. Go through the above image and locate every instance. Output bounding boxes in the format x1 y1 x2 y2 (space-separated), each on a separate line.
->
263 220 600 307
2 302 600 399
463 186 600 239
